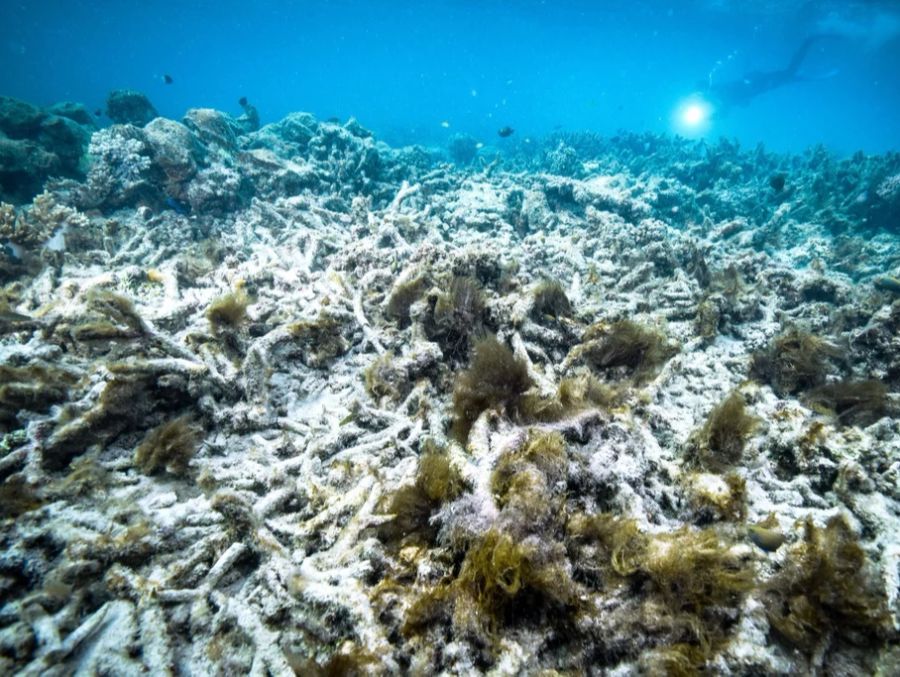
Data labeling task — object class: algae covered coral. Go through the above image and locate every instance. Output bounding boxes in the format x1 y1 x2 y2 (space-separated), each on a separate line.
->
0 93 898 676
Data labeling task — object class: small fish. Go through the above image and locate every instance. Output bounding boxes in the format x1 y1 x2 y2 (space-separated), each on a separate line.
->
238 96 248 107
0 307 30 324
163 74 173 84
0 300 32 326
94 109 103 117
769 173 786 192
440 120 450 128
748 514 786 552
874 275 900 294
164 196 190 215
497 126 515 138
748 525 785 551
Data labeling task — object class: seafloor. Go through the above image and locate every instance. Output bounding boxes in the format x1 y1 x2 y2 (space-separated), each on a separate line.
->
1 93 899 675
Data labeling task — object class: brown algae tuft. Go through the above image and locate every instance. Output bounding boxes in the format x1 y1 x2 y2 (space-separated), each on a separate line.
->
765 515 891 653
688 390 758 471
804 379 891 426
531 278 572 320
450 335 533 443
579 319 676 382
134 416 202 475
429 275 486 359
377 443 466 547
751 328 841 396
206 288 250 330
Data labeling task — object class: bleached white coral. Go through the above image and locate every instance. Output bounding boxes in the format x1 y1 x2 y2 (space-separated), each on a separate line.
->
0 191 87 246
0 201 18 242
876 173 900 203
81 126 153 207
186 165 243 214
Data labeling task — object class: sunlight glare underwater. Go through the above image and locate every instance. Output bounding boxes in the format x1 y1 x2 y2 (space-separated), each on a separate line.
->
672 94 714 138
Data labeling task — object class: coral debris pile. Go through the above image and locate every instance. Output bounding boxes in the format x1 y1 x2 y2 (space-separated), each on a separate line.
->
1 97 899 674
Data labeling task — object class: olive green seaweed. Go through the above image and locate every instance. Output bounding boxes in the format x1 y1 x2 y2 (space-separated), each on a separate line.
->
531 278 572 320
386 274 428 326
450 335 533 443
429 275 485 359
206 289 250 330
689 391 758 471
765 515 891 653
377 443 466 547
581 319 676 382
751 328 841 396
804 379 891 427
134 416 201 475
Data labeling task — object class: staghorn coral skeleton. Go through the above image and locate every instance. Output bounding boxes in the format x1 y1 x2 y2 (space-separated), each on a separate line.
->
0 104 898 675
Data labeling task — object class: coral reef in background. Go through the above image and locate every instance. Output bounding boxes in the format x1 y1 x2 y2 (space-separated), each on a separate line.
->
0 97 898 675
105 89 159 127
0 96 94 203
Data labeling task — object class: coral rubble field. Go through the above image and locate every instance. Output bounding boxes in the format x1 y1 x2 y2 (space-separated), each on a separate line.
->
1 93 899 674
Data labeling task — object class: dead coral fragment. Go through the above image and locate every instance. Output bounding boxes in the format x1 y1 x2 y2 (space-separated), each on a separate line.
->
450 335 533 443
804 379 890 427
690 391 757 471
85 289 145 334
580 319 675 382
206 288 250 330
133 416 201 475
531 279 572 320
766 515 891 652
751 328 841 396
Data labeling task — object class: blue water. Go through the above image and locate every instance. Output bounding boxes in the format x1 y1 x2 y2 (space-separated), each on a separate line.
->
2 0 898 153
